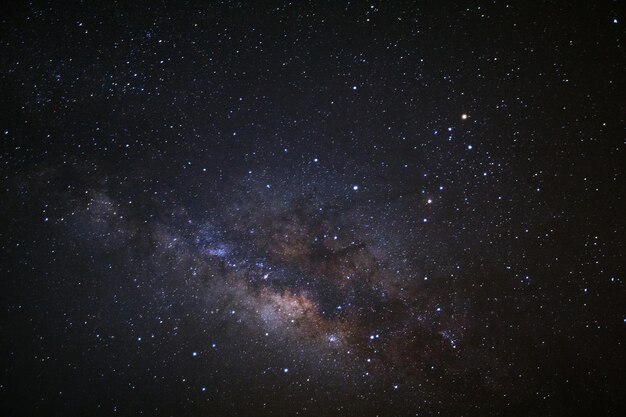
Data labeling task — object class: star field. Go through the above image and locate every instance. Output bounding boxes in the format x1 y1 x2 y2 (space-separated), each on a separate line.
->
1 1 624 416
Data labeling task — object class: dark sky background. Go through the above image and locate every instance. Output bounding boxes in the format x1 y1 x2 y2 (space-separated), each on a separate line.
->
1 1 624 416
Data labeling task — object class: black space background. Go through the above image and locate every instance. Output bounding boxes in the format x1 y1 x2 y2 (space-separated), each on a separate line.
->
1 1 624 416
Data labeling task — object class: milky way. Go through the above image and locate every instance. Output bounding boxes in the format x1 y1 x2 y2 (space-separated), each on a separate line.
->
2 1 624 416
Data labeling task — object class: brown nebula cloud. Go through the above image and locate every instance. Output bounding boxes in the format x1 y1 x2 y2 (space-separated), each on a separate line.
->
216 188 476 381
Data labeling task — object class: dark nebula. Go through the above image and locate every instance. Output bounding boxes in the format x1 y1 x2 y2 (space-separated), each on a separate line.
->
1 1 624 416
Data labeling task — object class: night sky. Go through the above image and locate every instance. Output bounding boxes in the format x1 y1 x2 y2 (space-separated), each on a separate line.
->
1 1 625 416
